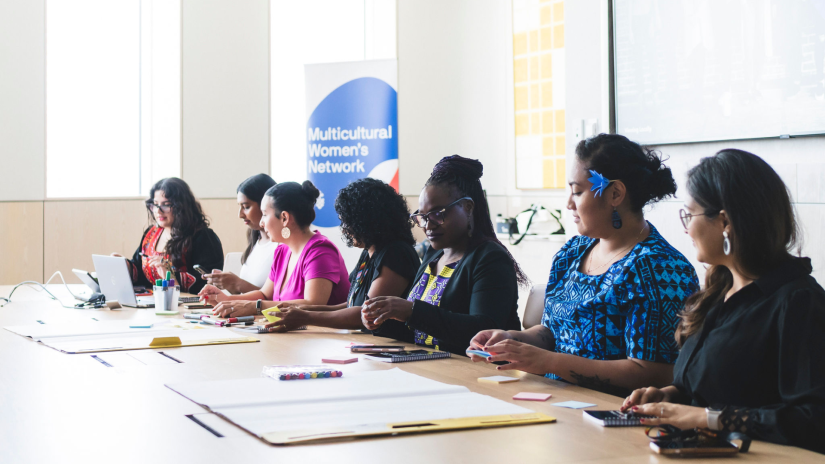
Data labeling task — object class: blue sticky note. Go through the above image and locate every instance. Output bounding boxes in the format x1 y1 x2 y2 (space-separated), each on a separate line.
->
466 349 492 358
551 400 597 409
129 322 154 329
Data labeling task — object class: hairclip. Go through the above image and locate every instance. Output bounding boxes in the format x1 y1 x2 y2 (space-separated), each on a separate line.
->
588 170 616 197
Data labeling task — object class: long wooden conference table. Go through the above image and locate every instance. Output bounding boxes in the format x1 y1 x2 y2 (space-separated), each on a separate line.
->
0 285 819 463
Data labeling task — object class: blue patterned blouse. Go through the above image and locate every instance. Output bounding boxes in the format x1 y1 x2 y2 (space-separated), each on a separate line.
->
542 222 699 379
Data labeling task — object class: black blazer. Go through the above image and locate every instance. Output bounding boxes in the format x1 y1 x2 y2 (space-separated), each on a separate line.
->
375 240 521 354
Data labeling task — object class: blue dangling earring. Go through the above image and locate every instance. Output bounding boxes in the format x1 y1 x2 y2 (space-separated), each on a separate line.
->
612 208 623 229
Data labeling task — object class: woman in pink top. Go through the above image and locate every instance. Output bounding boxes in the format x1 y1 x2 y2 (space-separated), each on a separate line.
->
198 181 349 317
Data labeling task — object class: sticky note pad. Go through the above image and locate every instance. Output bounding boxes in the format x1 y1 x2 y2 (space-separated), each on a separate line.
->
155 310 179 316
129 322 154 329
478 376 520 384
322 357 358 364
262 308 281 323
513 392 552 402
466 349 493 358
552 400 596 409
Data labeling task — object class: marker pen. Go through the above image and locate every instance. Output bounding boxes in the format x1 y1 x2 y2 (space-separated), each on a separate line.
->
184 314 203 320
224 316 255 324
200 318 219 325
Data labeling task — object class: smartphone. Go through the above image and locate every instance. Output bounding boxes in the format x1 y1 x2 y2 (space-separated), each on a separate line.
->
350 345 405 353
193 265 207 276
185 303 213 309
650 439 740 456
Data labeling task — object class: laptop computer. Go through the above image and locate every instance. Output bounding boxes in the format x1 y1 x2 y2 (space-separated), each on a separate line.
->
92 255 155 308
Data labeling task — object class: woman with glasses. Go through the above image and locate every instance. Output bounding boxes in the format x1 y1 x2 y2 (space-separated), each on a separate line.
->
469 134 699 395
359 155 527 354
621 150 825 454
113 177 224 294
262 178 420 332
199 181 351 317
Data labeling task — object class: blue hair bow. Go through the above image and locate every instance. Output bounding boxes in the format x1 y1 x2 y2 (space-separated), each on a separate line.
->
588 170 615 197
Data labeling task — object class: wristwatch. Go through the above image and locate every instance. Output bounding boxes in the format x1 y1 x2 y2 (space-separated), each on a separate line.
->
706 407 723 430
256 299 263 315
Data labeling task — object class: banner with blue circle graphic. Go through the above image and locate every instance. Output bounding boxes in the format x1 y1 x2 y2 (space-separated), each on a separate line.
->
305 60 399 228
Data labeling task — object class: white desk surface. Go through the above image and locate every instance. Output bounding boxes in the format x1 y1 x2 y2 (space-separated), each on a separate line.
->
0 284 819 463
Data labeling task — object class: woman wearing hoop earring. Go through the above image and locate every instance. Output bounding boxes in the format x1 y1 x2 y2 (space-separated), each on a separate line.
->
198 181 350 317
623 149 825 454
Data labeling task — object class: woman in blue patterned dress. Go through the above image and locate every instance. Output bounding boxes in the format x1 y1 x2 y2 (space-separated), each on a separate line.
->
470 134 699 395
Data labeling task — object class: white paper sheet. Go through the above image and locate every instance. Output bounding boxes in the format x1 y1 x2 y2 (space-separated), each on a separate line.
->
167 368 534 439
42 327 251 353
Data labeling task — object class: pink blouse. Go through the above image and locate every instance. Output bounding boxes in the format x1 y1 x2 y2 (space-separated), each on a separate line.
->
268 231 350 304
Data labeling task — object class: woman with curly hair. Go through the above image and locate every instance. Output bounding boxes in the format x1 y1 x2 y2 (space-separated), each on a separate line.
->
112 177 224 294
264 177 420 331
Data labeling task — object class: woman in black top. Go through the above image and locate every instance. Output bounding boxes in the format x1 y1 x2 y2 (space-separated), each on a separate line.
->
264 178 420 331
361 155 527 354
621 149 825 454
113 177 223 294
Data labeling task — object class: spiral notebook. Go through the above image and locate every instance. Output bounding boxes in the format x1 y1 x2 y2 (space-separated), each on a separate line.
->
583 410 653 427
365 349 451 363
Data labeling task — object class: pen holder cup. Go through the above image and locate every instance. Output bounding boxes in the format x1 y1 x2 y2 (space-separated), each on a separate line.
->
153 285 181 310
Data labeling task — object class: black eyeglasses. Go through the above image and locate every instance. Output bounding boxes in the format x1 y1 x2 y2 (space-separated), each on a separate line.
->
679 208 707 229
410 197 473 228
146 201 173 214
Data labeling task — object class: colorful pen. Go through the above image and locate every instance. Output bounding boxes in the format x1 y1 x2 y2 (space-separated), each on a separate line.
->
200 318 219 325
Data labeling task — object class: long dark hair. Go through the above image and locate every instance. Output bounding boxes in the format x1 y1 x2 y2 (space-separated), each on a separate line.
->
264 180 321 228
676 149 800 345
335 177 415 249
237 174 276 264
146 177 210 269
576 134 677 211
425 155 529 287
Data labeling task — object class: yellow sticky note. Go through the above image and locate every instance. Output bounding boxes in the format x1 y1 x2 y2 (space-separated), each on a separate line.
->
262 308 281 323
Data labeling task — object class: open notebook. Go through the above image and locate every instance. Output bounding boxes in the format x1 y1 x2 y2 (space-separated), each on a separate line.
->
5 320 258 353
167 368 555 444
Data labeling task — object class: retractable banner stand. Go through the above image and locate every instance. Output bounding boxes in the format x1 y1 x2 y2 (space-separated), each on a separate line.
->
304 60 398 268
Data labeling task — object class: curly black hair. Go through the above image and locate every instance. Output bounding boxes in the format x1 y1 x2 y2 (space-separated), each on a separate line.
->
334 178 415 249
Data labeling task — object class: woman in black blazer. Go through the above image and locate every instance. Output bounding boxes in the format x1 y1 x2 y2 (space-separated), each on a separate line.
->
361 155 527 354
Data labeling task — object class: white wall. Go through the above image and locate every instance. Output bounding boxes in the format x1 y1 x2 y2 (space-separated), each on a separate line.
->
182 0 270 199
397 0 511 198
0 0 46 201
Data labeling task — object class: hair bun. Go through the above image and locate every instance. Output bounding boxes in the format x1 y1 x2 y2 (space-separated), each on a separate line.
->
644 150 677 201
432 155 483 181
301 180 321 202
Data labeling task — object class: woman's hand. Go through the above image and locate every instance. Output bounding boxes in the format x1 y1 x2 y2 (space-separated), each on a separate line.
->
147 254 169 277
263 306 310 332
632 403 708 430
198 284 227 305
484 339 553 375
205 270 241 293
621 386 672 412
467 330 513 362
212 300 256 318
360 296 414 330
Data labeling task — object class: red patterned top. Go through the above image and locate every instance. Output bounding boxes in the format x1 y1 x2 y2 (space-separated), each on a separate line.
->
127 225 196 291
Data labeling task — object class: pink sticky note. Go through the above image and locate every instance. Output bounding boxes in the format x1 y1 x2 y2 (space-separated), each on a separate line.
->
513 392 552 402
322 357 358 364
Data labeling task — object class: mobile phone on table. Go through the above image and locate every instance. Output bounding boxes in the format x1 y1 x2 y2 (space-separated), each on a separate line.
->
185 303 213 309
350 345 405 353
650 440 740 456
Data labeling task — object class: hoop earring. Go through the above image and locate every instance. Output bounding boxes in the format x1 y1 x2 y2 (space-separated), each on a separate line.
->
281 227 291 239
612 208 623 229
722 231 731 255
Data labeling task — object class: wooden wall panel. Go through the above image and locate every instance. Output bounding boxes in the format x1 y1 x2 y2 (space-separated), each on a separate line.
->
0 202 44 284
200 199 249 257
43 200 148 284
